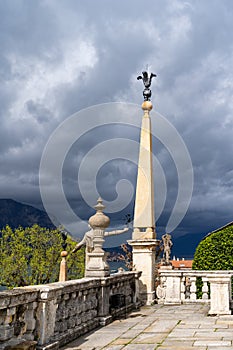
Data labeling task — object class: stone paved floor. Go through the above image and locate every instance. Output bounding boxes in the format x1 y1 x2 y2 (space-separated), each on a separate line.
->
62 304 233 350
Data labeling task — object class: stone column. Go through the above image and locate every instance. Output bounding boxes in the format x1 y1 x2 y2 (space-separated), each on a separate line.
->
98 278 112 326
128 100 159 305
85 198 110 278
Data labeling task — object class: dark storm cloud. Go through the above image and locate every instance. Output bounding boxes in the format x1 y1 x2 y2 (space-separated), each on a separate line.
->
0 0 232 242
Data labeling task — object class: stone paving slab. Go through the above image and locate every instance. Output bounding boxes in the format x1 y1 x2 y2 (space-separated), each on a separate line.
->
62 304 233 350
120 330 142 338
194 340 232 346
123 345 155 350
158 347 207 350
111 339 132 345
103 347 124 350
208 348 233 350
132 332 168 344
144 320 178 333
199 323 229 328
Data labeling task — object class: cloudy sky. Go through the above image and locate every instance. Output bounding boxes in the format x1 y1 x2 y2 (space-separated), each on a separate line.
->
0 0 232 245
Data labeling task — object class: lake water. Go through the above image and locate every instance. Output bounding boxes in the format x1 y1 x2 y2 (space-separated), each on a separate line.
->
0 285 7 291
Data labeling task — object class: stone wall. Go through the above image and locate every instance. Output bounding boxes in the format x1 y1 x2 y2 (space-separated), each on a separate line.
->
0 271 141 350
0 289 39 345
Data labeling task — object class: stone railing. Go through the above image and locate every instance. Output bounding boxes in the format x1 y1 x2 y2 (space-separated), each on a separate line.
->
156 269 233 315
0 271 141 350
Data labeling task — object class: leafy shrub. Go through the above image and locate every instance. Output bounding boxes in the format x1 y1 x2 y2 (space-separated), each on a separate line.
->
0 224 85 288
193 225 233 270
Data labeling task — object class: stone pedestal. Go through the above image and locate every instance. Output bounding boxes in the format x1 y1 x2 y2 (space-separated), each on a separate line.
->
163 275 181 305
208 275 232 315
85 233 110 278
128 239 158 305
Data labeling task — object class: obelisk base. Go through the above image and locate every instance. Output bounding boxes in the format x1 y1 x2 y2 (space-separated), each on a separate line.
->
128 239 159 305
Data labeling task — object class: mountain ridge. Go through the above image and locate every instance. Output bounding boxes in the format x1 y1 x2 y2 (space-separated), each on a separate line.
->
0 198 205 257
0 198 55 229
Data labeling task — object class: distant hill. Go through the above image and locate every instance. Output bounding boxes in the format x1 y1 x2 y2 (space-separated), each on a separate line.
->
105 246 126 255
0 199 55 229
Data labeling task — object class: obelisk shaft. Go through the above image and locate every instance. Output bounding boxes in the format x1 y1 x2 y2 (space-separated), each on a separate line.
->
133 102 156 239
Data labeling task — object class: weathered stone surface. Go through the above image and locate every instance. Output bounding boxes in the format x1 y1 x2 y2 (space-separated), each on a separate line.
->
0 324 14 341
6 307 16 316
4 340 37 350
0 294 11 310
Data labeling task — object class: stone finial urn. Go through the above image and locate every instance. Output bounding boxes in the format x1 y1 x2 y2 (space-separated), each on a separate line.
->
88 197 110 230
85 197 110 277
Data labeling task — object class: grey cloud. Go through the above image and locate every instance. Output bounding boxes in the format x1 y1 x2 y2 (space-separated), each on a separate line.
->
26 100 52 124
0 0 232 242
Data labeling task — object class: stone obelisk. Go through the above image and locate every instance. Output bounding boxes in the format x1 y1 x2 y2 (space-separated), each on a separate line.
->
128 70 158 305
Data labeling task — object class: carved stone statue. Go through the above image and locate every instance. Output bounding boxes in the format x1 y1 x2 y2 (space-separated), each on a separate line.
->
161 233 173 266
72 225 128 266
137 70 156 101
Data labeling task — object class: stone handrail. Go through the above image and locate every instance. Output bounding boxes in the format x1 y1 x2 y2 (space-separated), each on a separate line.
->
156 269 233 315
0 271 141 350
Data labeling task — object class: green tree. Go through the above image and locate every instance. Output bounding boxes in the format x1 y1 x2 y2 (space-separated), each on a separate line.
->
0 224 85 288
193 225 233 270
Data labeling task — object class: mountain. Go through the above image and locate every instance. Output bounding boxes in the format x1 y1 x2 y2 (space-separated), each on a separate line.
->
0 199 55 229
0 198 208 257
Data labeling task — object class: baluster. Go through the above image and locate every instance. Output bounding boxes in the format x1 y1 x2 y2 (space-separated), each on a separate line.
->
202 277 209 300
185 277 191 299
190 276 197 301
180 276 186 301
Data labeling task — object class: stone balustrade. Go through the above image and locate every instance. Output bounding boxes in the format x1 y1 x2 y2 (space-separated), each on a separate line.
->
0 271 141 350
156 269 233 315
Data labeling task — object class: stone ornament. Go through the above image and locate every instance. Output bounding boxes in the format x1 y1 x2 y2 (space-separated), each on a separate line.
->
137 70 156 101
156 276 166 303
72 197 128 277
161 233 173 266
